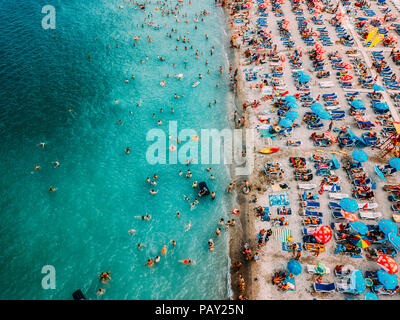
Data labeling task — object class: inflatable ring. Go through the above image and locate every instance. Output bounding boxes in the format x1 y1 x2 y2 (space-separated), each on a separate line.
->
365 278 373 287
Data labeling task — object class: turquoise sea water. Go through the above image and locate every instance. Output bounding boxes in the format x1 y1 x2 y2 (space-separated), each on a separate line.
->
0 0 234 299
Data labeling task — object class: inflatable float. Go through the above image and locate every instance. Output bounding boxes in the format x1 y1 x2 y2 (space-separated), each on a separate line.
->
259 147 279 154
198 182 210 197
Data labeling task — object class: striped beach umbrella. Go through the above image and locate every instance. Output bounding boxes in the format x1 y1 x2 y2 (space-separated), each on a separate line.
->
377 254 399 274
351 235 370 248
313 225 333 244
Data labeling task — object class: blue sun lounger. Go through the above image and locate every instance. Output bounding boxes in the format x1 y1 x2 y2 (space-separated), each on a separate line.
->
313 282 336 292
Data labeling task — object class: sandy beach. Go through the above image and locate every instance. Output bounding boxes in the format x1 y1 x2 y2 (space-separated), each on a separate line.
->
225 0 400 300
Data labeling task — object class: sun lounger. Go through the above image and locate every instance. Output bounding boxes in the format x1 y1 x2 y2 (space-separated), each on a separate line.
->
358 202 378 210
313 282 336 292
329 193 349 200
307 265 331 275
331 210 344 219
298 184 316 190
319 81 334 88
328 201 341 210
359 211 382 220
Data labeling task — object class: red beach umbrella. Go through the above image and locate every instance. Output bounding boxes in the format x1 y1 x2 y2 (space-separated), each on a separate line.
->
377 254 399 274
245 2 253 8
314 225 333 244
259 2 267 9
340 74 353 82
344 63 353 69
316 55 325 61
341 209 359 222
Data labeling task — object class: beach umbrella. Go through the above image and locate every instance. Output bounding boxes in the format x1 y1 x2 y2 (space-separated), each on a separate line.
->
341 209 358 222
378 219 398 235
374 166 386 181
287 102 299 109
372 84 386 92
313 225 333 244
388 232 400 251
377 269 398 290
279 118 293 128
350 100 365 109
377 254 399 274
285 110 299 120
349 221 368 235
287 259 302 276
340 74 353 82
351 235 370 248
331 153 340 169
349 269 367 294
352 150 368 162
365 292 379 300
311 102 323 113
339 198 358 213
315 262 327 275
389 158 400 170
374 102 389 111
318 111 332 120
284 95 297 103
298 74 310 83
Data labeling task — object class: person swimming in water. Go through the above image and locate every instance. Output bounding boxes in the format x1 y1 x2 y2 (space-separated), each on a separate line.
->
99 272 111 283
185 221 192 232
97 288 105 296
128 229 136 235
179 259 194 265
150 189 158 195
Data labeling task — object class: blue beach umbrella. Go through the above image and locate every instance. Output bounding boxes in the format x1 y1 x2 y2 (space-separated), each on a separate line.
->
318 111 332 120
284 96 297 103
364 292 379 300
374 166 386 181
349 221 369 235
389 158 400 170
352 150 368 162
378 219 398 235
377 269 398 290
287 259 302 276
279 118 293 128
372 84 386 92
374 103 389 111
285 110 299 120
350 100 365 109
311 102 324 113
298 73 310 83
339 198 358 213
287 102 299 109
349 269 367 294
388 232 400 251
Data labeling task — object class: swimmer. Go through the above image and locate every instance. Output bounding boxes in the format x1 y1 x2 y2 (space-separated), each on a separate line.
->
97 288 105 296
219 218 224 225
216 228 221 237
39 142 45 148
185 221 192 232
179 170 183 176
186 170 192 178
161 245 167 255
210 174 215 179
154 256 161 263
99 272 111 282
179 259 194 265
125 147 130 154
153 174 158 180
53 161 60 168
176 211 181 218
206 168 212 172
49 187 57 192
192 181 198 188
128 229 137 235
211 191 216 200
171 240 176 247
137 243 146 250
145 259 154 267
34 166 41 171
150 189 158 195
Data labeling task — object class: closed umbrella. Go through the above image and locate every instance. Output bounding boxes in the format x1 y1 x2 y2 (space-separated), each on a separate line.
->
377 254 399 274
374 166 386 181
389 158 400 170
377 269 398 290
339 198 358 213
287 259 302 276
313 225 333 244
378 219 398 235
349 221 368 235
279 118 293 128
351 234 370 248
352 150 368 162
388 232 400 251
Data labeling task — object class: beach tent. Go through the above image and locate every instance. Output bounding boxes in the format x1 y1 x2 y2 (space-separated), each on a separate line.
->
378 219 398 235
287 260 302 276
349 221 368 235
377 254 398 274
339 198 358 213
352 150 368 162
389 158 400 170
377 269 398 290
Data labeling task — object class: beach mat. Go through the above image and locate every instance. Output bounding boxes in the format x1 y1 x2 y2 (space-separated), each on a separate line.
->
273 228 292 242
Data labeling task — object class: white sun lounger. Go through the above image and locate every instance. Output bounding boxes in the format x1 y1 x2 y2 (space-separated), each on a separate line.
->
325 105 342 111
307 265 331 275
359 211 382 220
298 184 317 190
329 193 349 200
319 81 334 88
358 202 378 210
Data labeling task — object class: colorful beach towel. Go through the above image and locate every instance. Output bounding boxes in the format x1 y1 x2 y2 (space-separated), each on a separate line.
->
282 242 302 252
273 228 292 242
269 192 290 206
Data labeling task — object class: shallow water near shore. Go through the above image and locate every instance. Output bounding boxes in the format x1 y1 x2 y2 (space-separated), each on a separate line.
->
0 0 234 299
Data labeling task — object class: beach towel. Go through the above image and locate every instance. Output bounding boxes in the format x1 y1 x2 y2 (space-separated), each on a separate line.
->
269 192 290 206
273 228 292 241
282 242 302 251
